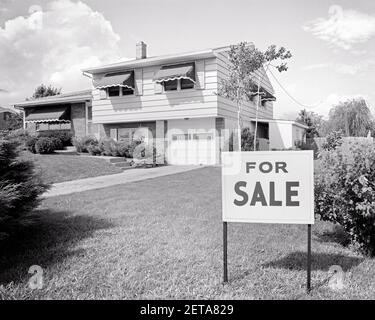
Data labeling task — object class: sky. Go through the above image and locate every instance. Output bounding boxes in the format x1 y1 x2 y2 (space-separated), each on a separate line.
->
0 0 374 119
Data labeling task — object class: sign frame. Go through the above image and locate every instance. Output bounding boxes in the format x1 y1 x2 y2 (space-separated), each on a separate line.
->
221 150 314 293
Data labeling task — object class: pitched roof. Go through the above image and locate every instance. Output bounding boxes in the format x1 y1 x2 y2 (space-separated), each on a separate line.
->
13 89 92 108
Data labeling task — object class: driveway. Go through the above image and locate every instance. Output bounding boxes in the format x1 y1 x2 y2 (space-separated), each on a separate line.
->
44 165 203 198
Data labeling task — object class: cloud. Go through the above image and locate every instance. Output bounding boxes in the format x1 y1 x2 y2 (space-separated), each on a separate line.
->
307 93 369 119
0 0 124 104
302 59 375 75
303 5 375 49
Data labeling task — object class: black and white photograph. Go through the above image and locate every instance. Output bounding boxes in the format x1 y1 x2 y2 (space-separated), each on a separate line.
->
0 0 375 309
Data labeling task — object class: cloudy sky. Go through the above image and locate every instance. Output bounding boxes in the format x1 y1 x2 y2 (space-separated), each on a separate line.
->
0 0 374 119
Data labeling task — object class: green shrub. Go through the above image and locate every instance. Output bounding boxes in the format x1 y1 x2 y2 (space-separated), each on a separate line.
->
322 130 343 151
35 137 56 154
5 129 30 146
315 140 375 256
72 136 98 153
38 130 73 147
97 137 118 156
116 141 129 157
0 140 49 239
26 136 38 153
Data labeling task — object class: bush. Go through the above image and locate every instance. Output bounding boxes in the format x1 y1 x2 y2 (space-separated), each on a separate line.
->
0 140 49 239
315 140 375 256
5 129 30 145
116 141 130 157
98 137 119 156
26 136 38 154
87 144 101 156
38 130 73 147
322 130 343 151
50 137 63 150
35 137 56 154
72 136 98 153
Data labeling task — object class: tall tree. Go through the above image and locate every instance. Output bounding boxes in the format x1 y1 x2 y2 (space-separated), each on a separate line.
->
325 98 372 137
218 42 292 150
296 109 325 138
30 84 61 100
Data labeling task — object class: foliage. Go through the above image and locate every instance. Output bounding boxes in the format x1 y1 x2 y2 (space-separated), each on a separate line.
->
1 112 22 131
50 137 63 151
217 42 292 147
5 129 30 144
132 143 157 166
296 109 325 138
325 98 372 137
72 136 98 153
0 140 49 239
30 84 61 100
38 130 72 147
97 138 119 156
87 144 101 156
241 127 259 151
35 137 56 154
25 136 38 153
322 130 343 151
315 141 375 256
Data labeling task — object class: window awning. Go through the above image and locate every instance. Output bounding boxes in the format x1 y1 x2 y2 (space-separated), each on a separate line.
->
154 62 195 83
93 71 135 89
25 106 69 123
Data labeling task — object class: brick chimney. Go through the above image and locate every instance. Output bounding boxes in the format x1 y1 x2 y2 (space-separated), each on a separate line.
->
136 41 147 59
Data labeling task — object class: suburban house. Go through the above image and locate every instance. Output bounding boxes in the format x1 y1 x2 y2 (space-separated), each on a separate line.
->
0 106 18 130
14 42 307 165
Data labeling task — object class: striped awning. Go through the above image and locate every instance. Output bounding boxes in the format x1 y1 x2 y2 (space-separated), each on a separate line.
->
25 106 69 123
93 71 134 89
154 62 195 83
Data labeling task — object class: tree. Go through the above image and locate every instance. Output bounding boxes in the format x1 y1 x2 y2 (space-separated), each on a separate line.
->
325 98 372 137
296 109 325 138
0 140 49 239
3 112 23 131
218 42 292 150
30 84 61 100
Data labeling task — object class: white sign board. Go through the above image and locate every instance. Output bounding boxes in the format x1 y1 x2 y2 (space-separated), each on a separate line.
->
222 151 314 224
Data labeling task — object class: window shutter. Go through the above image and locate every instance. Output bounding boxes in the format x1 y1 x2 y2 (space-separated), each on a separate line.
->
110 128 118 141
195 60 205 90
154 81 163 94
99 89 107 99
135 69 143 95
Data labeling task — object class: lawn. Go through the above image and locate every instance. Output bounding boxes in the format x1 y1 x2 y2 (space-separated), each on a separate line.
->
20 152 122 184
0 167 373 299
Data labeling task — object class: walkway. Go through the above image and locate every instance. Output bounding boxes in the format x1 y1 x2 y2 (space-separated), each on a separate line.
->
44 165 203 198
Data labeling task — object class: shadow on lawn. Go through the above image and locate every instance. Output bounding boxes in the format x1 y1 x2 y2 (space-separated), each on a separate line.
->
315 224 351 247
0 209 113 285
263 251 364 272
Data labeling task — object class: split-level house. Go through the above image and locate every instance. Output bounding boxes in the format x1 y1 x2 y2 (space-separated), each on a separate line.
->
14 42 307 165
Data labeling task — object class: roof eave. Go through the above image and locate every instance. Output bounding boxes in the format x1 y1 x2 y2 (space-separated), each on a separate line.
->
14 95 92 108
83 49 217 75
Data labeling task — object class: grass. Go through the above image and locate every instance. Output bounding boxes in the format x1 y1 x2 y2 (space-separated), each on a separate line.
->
20 152 122 184
0 167 374 299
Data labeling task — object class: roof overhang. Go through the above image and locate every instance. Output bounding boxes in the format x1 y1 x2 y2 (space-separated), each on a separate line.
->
250 118 309 129
14 92 92 109
82 49 217 75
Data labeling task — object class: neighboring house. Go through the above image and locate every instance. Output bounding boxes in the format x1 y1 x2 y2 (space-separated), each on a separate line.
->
14 90 93 137
14 42 307 164
0 106 18 130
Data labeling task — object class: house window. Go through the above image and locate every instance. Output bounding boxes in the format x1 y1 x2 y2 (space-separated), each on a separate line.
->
164 80 178 91
164 79 194 92
180 78 194 90
87 106 92 120
122 87 134 96
108 86 120 97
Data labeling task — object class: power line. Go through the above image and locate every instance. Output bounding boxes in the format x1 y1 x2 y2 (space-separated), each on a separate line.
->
268 68 323 109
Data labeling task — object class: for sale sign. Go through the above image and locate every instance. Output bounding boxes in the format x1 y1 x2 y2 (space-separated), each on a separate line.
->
221 151 314 224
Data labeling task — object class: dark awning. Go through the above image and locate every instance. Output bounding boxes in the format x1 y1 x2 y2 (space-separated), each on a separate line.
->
25 106 69 123
93 71 134 89
154 62 195 83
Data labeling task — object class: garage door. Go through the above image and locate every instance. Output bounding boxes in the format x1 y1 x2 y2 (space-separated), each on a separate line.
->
169 132 215 165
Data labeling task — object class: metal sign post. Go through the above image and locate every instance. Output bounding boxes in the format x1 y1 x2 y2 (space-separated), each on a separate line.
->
223 222 228 283
307 224 312 293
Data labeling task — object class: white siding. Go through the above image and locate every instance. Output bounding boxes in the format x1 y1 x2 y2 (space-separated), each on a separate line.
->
269 122 292 150
91 58 218 124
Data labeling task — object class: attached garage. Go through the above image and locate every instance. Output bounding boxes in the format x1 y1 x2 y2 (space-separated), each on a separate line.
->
167 118 216 165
